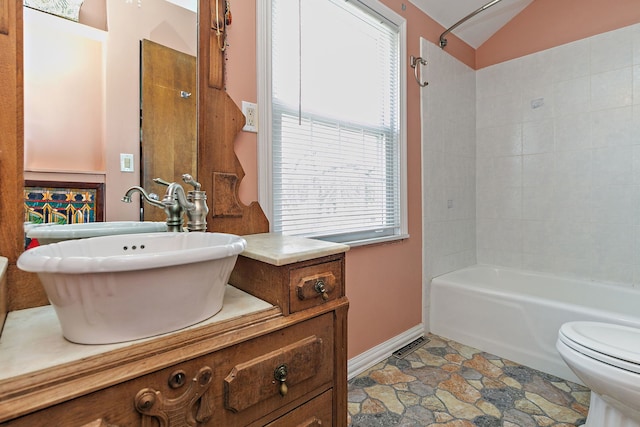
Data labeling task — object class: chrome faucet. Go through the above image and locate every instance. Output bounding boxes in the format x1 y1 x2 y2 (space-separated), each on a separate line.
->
121 185 185 232
155 174 208 232
122 186 164 208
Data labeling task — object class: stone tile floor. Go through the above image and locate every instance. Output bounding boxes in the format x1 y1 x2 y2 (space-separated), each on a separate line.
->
348 334 590 427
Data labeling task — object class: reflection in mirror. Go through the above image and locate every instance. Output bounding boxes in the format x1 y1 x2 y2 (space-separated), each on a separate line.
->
23 0 197 223
140 39 196 222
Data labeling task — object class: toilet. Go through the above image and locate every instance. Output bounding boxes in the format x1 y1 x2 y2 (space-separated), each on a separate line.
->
557 321 640 427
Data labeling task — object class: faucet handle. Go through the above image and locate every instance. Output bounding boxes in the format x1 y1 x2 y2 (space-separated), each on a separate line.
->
182 174 201 191
153 177 171 187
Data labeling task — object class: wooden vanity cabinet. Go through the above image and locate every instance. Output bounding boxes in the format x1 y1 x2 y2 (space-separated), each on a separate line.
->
5 312 339 427
228 248 349 427
1 239 348 427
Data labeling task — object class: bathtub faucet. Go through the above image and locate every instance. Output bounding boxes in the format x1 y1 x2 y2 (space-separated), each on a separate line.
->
121 185 185 232
155 174 208 232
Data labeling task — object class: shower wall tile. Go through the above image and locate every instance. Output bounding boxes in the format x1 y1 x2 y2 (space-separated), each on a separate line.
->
477 92 523 128
592 146 634 186
422 40 476 284
633 65 640 103
493 156 522 187
633 24 640 65
521 85 555 122
519 49 555 91
554 150 592 187
552 256 594 281
522 186 554 221
552 38 590 82
476 24 640 286
634 226 640 286
522 153 554 187
553 185 592 222
591 106 635 147
554 77 590 116
554 113 591 151
590 26 634 74
591 184 640 225
476 124 522 158
591 67 633 110
633 145 640 186
523 120 554 154
521 220 551 255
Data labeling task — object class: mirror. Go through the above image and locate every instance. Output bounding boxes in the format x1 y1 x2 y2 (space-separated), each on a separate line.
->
22 0 197 222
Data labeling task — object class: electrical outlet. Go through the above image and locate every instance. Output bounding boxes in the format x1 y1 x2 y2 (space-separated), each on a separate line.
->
242 101 258 133
120 153 134 172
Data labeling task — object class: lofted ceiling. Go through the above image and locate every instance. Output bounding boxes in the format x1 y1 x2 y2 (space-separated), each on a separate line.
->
409 0 534 48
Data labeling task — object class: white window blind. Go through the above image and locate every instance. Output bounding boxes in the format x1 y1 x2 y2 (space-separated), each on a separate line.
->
269 0 405 244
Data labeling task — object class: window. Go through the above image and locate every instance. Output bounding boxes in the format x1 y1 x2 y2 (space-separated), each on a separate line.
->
258 0 407 246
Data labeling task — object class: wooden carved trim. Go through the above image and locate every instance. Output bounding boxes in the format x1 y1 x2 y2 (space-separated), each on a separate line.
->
208 32 223 89
207 0 225 89
135 366 213 427
212 172 243 218
0 0 8 35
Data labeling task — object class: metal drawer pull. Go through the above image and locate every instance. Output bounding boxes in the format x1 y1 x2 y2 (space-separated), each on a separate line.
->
274 364 288 397
314 280 329 301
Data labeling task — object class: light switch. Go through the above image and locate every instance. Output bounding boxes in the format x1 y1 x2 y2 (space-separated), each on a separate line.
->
120 153 134 172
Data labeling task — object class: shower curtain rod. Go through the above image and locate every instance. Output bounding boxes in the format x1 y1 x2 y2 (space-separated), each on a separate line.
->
439 0 503 49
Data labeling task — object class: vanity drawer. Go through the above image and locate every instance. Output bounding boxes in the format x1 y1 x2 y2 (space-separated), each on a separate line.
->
265 389 333 427
216 312 334 426
229 252 346 315
289 260 343 313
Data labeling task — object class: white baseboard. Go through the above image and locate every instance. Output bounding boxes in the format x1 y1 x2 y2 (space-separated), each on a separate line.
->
347 324 425 380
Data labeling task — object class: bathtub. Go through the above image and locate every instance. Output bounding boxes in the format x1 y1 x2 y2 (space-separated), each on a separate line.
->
429 264 640 384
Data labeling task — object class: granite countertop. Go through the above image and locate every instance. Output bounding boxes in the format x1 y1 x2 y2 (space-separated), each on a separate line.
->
241 233 349 266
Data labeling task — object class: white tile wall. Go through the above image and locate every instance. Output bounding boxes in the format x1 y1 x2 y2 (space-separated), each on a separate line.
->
421 39 477 288
423 23 640 321
475 23 640 286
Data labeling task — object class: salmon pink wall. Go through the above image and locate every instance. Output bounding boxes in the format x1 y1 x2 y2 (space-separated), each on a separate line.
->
23 9 106 174
224 0 473 359
477 0 640 69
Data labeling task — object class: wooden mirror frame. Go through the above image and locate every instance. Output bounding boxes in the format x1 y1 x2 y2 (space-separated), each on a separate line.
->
198 0 268 236
0 0 268 314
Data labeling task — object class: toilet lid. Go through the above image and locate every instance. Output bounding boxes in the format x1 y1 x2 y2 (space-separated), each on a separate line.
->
559 322 640 373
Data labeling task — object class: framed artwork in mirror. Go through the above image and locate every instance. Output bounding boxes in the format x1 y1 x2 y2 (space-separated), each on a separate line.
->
24 180 105 225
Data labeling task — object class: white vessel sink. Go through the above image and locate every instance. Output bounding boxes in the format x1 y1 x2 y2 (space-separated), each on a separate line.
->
17 232 247 344
25 221 168 244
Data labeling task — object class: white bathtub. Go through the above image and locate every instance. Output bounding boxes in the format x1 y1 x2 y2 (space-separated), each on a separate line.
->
430 264 640 384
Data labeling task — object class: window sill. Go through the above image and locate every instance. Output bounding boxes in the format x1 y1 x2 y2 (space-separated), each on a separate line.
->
336 233 410 248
